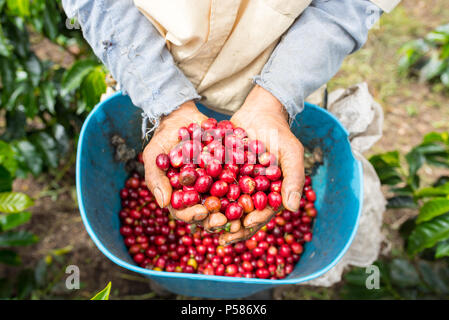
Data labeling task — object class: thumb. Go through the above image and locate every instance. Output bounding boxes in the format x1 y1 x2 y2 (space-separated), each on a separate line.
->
279 138 305 212
143 138 173 208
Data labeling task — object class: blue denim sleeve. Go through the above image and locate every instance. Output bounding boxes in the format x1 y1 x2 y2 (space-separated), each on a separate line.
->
62 0 200 125
254 0 382 119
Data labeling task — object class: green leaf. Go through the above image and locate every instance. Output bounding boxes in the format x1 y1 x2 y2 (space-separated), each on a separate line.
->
5 17 29 58
369 151 401 167
0 56 15 92
422 132 449 145
417 198 449 223
0 192 34 213
377 168 403 186
41 0 59 41
405 148 425 186
435 240 449 258
80 66 106 112
25 53 42 87
0 249 21 265
16 269 35 299
369 151 403 185
415 143 448 155
61 60 98 95
0 165 12 193
50 245 73 256
416 260 449 294
0 211 31 231
32 132 59 168
0 140 18 176
23 83 39 118
91 282 111 300
408 213 449 256
419 52 447 81
390 185 414 197
426 24 449 45
2 108 27 141
424 154 449 168
433 176 449 187
34 257 48 287
387 196 418 209
398 39 429 74
0 24 12 57
6 0 30 17
4 82 27 111
389 259 420 288
415 183 449 198
40 81 56 114
52 124 70 156
13 140 43 176
0 230 38 247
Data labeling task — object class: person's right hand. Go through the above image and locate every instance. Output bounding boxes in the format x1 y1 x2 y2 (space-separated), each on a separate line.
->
143 101 210 223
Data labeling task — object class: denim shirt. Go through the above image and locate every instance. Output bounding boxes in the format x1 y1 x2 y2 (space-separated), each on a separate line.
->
62 0 381 124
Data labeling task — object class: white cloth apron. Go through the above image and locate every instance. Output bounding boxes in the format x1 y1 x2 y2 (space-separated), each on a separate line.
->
134 0 399 113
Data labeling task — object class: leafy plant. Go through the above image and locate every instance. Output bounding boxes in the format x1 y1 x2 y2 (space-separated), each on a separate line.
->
0 245 76 299
0 0 109 301
369 132 449 257
398 23 449 88
0 0 107 178
340 259 449 299
0 147 37 267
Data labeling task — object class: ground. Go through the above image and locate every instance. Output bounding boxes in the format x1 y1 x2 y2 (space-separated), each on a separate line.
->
3 0 449 299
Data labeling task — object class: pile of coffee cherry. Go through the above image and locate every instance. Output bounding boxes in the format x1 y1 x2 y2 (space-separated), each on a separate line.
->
118 170 317 279
155 118 285 232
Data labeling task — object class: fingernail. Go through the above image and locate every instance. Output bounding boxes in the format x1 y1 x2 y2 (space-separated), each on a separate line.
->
287 191 301 211
154 187 164 207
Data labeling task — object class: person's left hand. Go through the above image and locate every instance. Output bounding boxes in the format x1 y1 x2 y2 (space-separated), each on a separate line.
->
218 85 305 245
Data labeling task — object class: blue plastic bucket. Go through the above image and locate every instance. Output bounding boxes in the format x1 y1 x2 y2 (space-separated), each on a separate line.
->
76 92 363 298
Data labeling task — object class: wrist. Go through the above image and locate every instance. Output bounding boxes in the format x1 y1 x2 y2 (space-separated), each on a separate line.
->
241 85 288 122
160 100 198 124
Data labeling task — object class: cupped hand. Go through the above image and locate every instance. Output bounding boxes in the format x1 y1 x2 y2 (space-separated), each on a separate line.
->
143 101 209 223
219 85 305 245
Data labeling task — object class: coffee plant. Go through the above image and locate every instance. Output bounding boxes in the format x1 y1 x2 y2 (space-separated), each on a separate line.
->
339 134 449 299
369 131 449 257
0 0 107 299
0 0 106 178
340 259 449 299
0 145 37 267
398 23 449 88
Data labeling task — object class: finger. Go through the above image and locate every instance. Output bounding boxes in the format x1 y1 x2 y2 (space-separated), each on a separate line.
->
219 228 254 246
229 219 242 233
203 212 227 232
279 138 305 212
243 207 275 229
143 139 173 208
169 204 209 223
